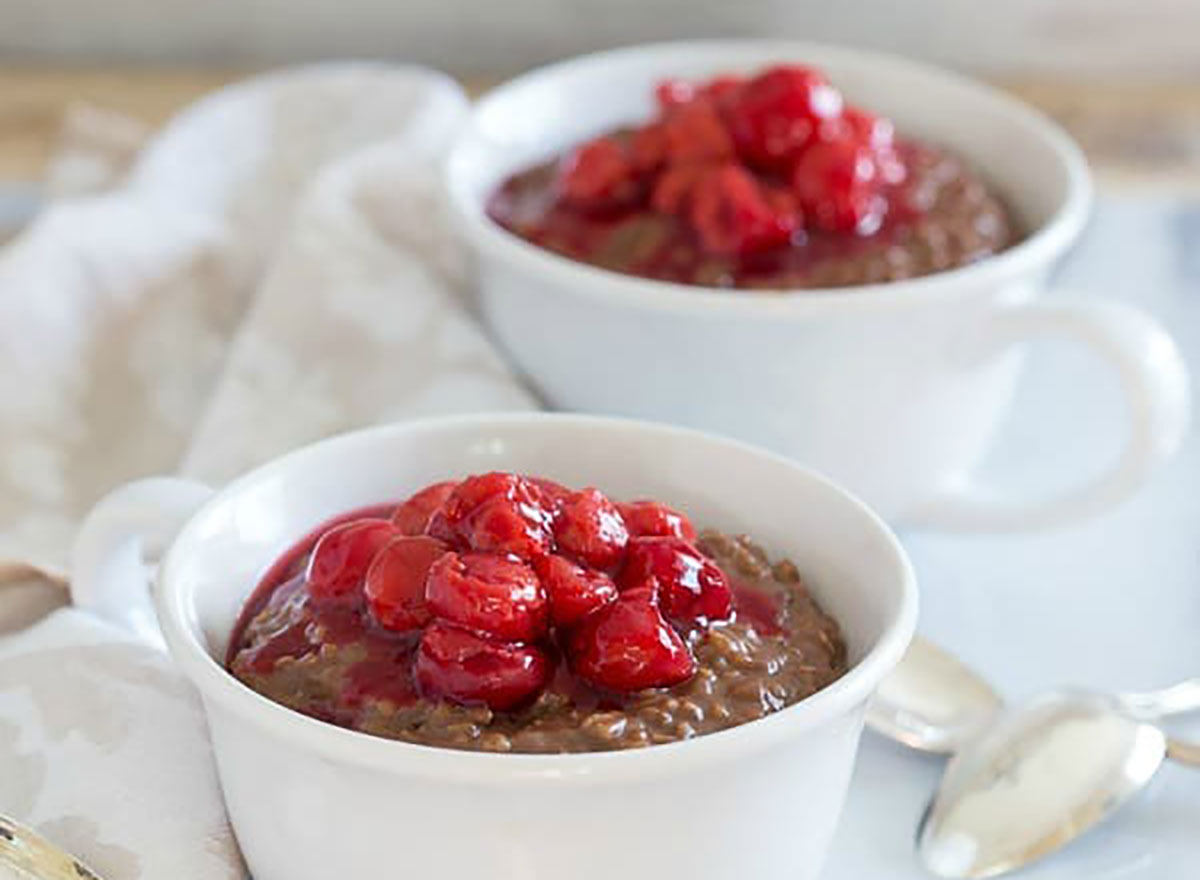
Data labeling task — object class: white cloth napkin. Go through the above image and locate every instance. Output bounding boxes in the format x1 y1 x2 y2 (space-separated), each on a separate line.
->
0 64 537 878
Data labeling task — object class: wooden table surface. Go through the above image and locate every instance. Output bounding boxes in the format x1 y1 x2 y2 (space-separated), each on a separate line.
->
2 66 1199 190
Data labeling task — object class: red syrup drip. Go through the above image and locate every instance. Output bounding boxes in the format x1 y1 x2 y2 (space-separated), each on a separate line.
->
730 580 785 637
232 577 315 675
342 640 423 708
224 502 397 668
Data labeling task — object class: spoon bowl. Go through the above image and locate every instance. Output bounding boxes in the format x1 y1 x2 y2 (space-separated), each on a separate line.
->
866 636 1003 754
863 636 1200 877
866 637 1199 757
916 690 1195 878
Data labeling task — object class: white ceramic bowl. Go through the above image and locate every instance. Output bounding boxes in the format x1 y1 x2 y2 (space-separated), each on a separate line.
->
71 414 917 880
446 41 1190 532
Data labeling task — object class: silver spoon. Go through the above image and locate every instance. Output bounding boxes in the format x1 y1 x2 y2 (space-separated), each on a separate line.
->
867 637 1003 753
866 636 1200 753
917 690 1200 879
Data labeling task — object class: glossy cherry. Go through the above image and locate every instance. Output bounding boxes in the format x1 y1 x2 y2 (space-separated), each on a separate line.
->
392 480 458 537
363 536 448 633
727 65 844 172
688 164 797 256
629 123 669 174
425 551 549 642
621 536 734 628
430 472 556 560
528 476 572 512
415 622 551 710
650 163 712 215
570 583 695 692
661 101 736 165
534 554 620 628
305 518 400 602
700 75 744 102
791 135 887 234
618 500 697 542
554 487 629 570
842 106 907 185
558 138 641 212
843 106 893 151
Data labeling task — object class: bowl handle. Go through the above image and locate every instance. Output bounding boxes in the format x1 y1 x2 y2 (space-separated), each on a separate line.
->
910 300 1190 532
69 477 215 647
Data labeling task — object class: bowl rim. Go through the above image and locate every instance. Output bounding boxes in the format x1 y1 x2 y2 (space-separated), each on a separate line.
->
444 38 1092 316
157 412 918 784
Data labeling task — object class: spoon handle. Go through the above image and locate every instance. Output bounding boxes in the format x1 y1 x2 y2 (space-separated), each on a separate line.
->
1116 678 1200 720
1166 737 1200 767
0 812 108 879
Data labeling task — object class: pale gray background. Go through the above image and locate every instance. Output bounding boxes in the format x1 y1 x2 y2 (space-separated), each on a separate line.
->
2 0 1198 77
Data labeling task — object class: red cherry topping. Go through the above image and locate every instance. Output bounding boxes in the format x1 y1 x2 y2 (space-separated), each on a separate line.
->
570 582 695 692
650 163 711 215
432 472 556 560
284 474 770 709
791 136 887 234
764 185 805 229
415 622 551 710
842 106 907 185
621 536 733 628
660 101 736 165
843 107 893 151
425 551 549 642
655 78 695 109
363 536 447 632
305 518 400 602
655 75 743 111
554 488 629 570
558 138 641 212
618 500 697 542
534 554 619 628
528 477 572 512
629 123 669 174
700 75 744 102
633 102 734 175
688 164 797 256
489 64 917 273
727 65 843 172
392 480 458 537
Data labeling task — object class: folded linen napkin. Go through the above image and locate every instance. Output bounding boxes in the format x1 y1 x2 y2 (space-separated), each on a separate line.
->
0 64 537 878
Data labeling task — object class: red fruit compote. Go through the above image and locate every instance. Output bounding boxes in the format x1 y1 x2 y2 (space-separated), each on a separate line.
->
227 472 847 753
487 64 1016 290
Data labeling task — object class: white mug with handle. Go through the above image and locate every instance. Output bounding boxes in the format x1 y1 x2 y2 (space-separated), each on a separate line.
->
68 415 917 880
446 40 1192 530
